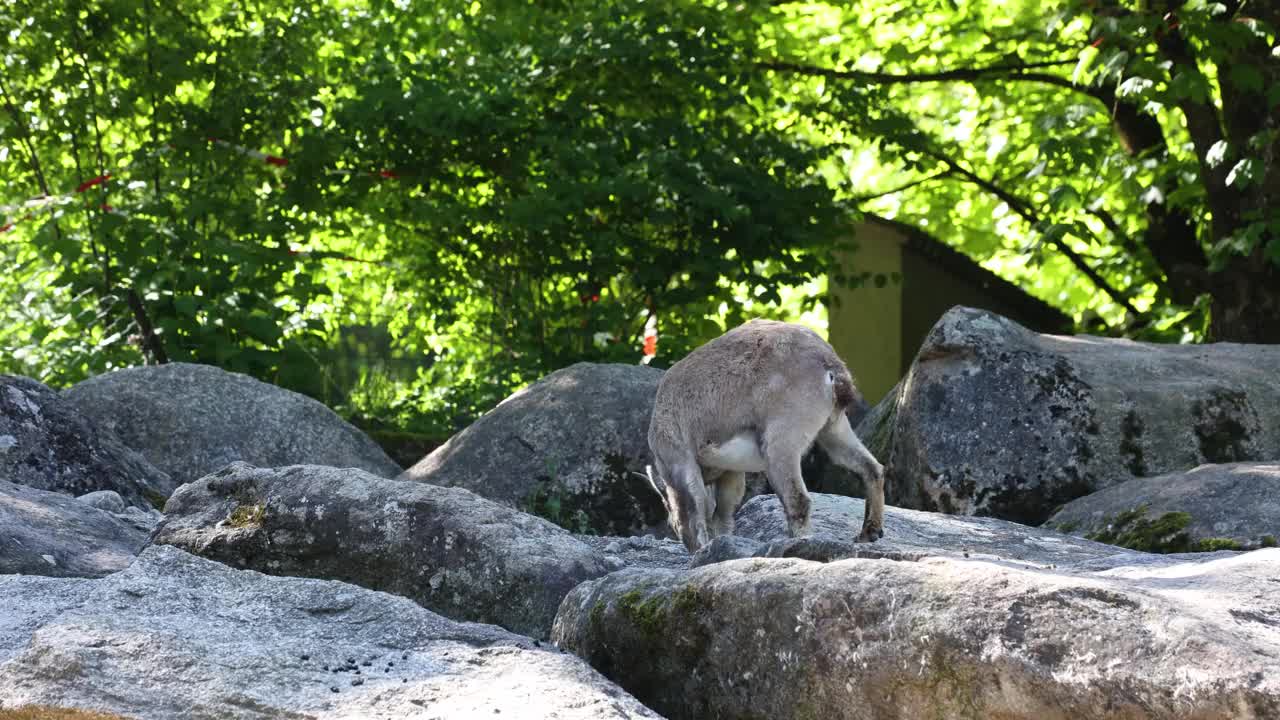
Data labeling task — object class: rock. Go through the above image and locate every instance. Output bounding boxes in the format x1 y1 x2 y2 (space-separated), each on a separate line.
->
0 546 661 719
1 375 174 509
152 463 618 639
60 363 400 486
878 306 1280 524
1046 461 1280 552
688 535 765 568
732 492 1137 568
575 534 689 572
400 363 668 536
554 540 1280 719
0 480 149 578
74 491 127 514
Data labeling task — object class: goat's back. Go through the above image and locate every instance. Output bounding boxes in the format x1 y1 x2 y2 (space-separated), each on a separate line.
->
649 319 855 453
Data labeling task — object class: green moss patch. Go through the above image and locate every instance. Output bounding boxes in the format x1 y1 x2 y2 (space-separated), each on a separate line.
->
142 489 169 512
616 590 668 639
226 503 266 528
1086 505 1193 553
1193 537 1243 552
1085 505 1244 553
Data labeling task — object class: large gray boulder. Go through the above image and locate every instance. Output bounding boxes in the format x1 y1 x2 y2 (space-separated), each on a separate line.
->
0 481 150 578
1 375 174 509
60 363 400 486
877 307 1280 524
152 463 618 639
400 363 668 536
0 545 661 719
1046 461 1280 551
554 513 1280 719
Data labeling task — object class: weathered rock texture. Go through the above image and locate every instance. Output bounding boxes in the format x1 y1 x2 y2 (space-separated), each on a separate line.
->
727 492 1138 567
877 307 1280 524
60 362 400 486
153 463 616 639
1047 461 1280 551
555 534 1279 719
1 375 174 509
400 363 668 536
0 545 660 719
0 481 150 578
575 534 690 573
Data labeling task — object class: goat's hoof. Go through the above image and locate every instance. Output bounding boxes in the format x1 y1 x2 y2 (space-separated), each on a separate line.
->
857 527 884 543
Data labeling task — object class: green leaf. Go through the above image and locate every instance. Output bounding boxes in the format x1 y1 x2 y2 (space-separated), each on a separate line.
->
239 314 284 345
1265 237 1280 266
1047 185 1081 211
1228 64 1264 94
1205 140 1230 168
1072 45 1099 84
174 296 198 317
1040 223 1072 247
1225 158 1259 188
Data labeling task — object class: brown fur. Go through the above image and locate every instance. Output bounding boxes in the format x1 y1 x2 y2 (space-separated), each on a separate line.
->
647 319 885 551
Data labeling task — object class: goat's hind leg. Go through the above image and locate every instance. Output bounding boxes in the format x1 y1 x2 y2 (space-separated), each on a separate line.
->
762 429 814 540
816 412 885 542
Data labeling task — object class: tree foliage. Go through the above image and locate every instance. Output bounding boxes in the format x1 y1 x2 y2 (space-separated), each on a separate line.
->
763 0 1279 342
2 0 1277 433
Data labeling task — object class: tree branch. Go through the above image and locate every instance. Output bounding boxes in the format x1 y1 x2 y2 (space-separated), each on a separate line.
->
1153 14 1231 223
921 147 1143 318
764 58 1172 155
759 58 1078 86
0 77 52 197
767 52 1214 304
850 170 951 202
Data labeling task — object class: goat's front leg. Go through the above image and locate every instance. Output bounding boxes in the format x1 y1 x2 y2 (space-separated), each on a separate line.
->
670 460 712 551
817 412 885 542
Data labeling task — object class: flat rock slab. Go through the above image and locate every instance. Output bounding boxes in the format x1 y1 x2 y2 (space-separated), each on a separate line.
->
554 547 1280 720
724 493 1142 569
875 307 1280 524
400 363 668 536
153 463 617 639
1047 461 1280 551
1 375 173 509
0 545 661 719
0 480 149 578
60 363 400 486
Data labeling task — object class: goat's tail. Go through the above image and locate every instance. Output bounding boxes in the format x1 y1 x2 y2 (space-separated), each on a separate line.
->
832 369 859 409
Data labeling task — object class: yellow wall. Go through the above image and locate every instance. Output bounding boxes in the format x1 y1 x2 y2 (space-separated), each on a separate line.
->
827 224 903 404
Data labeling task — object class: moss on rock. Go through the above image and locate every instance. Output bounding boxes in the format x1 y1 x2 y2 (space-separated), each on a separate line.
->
1085 505 1195 553
226 502 265 529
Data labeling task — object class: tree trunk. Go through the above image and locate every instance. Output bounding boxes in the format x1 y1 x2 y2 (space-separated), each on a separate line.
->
1208 253 1280 344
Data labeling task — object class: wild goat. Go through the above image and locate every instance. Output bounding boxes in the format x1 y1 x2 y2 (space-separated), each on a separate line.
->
646 319 885 552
